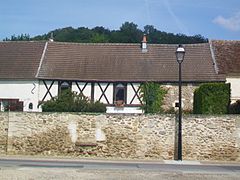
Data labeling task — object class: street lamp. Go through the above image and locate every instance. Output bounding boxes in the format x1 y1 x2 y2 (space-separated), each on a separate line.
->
175 44 185 161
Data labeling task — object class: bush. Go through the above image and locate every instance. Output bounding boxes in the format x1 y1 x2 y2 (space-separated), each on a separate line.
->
140 82 167 113
193 83 230 114
87 101 107 113
229 100 240 114
42 90 106 113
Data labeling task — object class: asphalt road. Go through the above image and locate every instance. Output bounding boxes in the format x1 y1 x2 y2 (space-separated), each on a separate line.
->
0 157 239 180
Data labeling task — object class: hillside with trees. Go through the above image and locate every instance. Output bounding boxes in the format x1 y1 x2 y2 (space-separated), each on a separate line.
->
3 22 207 44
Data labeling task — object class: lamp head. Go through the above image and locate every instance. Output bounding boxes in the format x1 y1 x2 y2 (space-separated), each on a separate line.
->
176 44 185 64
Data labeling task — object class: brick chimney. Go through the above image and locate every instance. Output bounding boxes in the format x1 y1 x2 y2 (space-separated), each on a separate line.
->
141 34 147 53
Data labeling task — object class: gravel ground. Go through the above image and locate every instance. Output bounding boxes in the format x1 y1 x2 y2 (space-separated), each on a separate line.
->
0 168 239 180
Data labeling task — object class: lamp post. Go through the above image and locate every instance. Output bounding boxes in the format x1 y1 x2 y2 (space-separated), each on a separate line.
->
175 44 185 161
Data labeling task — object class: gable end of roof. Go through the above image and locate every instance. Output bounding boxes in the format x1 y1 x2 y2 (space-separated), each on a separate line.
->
36 42 48 78
209 40 219 74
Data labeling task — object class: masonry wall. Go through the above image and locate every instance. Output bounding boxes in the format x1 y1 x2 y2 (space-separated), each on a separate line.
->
162 84 198 112
0 113 8 153
0 112 239 161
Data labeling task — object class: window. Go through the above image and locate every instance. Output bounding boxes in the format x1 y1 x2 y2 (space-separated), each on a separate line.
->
0 99 23 112
173 100 184 108
59 81 72 94
29 103 33 110
114 83 126 106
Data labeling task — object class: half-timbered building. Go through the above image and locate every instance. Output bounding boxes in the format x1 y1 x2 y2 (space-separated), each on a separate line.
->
0 38 227 113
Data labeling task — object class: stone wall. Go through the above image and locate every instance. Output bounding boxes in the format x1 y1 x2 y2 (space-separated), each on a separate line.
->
0 113 8 153
0 112 239 161
162 84 198 112
183 116 240 161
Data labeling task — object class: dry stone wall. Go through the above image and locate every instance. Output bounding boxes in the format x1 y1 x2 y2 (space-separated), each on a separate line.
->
0 112 239 161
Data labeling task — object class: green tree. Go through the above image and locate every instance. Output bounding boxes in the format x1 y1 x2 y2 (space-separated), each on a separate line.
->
140 82 167 113
3 33 30 41
90 33 109 43
119 22 142 43
4 22 208 44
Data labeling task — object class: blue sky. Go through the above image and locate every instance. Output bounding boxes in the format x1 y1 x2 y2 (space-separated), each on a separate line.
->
1 0 240 40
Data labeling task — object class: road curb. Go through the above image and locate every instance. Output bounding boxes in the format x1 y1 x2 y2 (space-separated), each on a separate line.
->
0 155 239 166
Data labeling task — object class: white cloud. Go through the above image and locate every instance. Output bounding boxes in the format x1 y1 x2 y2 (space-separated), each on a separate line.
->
213 12 240 31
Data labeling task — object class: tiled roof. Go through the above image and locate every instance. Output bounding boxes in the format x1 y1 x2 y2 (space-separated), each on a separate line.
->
0 41 46 79
37 42 224 82
211 40 240 75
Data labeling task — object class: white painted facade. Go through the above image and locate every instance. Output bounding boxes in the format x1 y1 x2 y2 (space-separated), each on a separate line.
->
38 80 58 102
94 83 113 104
2 79 239 113
71 82 91 98
42 81 142 113
0 80 40 112
0 80 142 113
226 76 240 103
106 106 143 114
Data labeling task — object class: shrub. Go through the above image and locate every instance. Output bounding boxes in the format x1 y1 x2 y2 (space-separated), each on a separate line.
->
87 101 106 113
193 83 230 114
140 82 167 113
42 90 106 113
229 100 240 114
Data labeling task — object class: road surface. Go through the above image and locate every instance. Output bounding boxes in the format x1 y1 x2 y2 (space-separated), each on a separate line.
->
0 157 239 179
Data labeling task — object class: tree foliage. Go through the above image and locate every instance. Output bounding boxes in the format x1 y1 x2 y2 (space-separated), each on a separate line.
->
3 34 30 41
4 22 208 44
140 82 167 113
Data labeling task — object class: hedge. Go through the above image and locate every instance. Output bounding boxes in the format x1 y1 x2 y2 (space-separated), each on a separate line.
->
42 90 106 113
193 83 230 114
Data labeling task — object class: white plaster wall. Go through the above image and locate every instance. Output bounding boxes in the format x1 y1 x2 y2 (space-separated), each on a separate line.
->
127 83 141 105
0 80 142 113
226 77 240 103
106 106 143 114
71 82 91 99
38 81 58 101
94 83 113 104
0 80 39 112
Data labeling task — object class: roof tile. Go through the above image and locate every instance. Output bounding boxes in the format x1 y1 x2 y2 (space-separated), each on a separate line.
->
37 42 224 82
211 40 240 74
0 41 46 79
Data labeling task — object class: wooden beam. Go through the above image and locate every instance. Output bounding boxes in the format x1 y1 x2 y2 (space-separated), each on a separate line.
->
98 83 110 104
129 83 143 105
41 80 55 102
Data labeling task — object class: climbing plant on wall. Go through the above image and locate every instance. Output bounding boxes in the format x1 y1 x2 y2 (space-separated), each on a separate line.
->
140 82 167 113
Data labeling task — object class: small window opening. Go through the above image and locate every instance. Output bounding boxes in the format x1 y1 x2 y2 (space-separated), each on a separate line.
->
29 103 33 110
114 83 126 106
175 102 179 107
59 81 72 94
